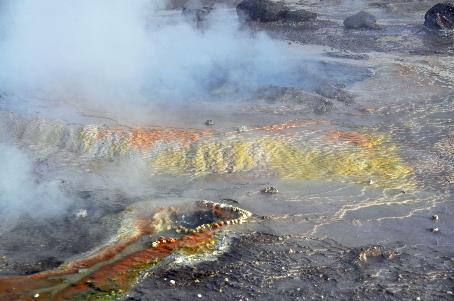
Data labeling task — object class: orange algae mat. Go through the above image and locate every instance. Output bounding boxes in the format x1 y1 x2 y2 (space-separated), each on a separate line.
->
324 130 383 149
96 127 213 149
0 201 251 301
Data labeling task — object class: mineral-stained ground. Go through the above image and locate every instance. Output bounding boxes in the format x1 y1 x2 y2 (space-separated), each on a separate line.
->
0 0 453 300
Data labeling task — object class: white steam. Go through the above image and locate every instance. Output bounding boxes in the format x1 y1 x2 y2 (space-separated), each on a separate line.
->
0 0 154 104
0 0 307 108
0 143 70 232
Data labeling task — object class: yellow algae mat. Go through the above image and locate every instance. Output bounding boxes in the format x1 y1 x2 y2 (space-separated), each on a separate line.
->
152 131 413 190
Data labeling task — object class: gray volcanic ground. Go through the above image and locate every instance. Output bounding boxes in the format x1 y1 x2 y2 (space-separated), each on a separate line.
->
0 0 453 300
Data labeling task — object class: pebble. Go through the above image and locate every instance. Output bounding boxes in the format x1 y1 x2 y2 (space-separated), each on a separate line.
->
75 209 88 218
205 120 214 126
432 215 439 222
262 186 279 194
197 293 202 298
432 227 440 233
34 293 40 298
169 279 176 286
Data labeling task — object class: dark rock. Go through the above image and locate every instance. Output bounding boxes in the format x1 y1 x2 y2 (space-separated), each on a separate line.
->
236 0 316 23
343 11 380 30
314 81 340 99
313 99 334 115
315 81 354 104
237 0 287 22
424 3 454 31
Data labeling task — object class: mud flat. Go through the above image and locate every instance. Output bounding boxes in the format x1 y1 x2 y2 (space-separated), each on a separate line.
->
0 0 453 300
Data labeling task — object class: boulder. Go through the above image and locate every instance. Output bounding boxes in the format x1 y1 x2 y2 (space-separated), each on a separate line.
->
424 3 454 31
343 11 380 30
315 81 354 104
236 0 316 23
237 0 287 22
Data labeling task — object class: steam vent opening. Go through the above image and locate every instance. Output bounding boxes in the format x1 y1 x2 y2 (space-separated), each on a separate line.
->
0 1 453 301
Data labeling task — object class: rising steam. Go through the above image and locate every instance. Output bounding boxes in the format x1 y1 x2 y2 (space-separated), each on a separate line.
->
0 143 70 233
0 0 308 109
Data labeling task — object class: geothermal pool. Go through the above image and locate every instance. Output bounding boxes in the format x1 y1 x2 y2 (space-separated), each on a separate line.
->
0 0 453 300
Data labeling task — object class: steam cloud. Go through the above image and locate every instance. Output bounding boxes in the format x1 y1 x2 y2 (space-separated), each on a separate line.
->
0 143 70 233
0 0 307 108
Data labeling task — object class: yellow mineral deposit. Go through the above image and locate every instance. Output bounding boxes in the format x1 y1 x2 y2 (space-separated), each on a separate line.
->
152 134 414 190
152 139 268 175
75 122 413 190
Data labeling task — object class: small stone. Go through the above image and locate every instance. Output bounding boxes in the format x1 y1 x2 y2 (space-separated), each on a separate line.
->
289 249 295 254
197 293 202 298
432 227 440 233
169 279 176 285
447 291 453 295
75 209 88 218
205 120 214 126
34 293 40 298
224 277 229 282
238 125 248 132
261 186 279 194
432 215 439 222
194 279 200 283
416 297 421 301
